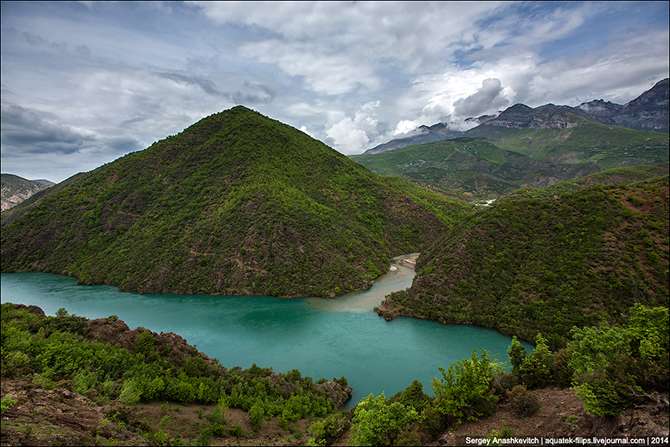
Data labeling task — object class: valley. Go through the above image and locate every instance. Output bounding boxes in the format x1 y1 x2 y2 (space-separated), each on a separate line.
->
2 82 669 446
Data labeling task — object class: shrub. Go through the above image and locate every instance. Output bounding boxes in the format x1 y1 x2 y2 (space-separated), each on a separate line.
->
491 372 518 400
508 385 540 417
1 397 18 415
551 348 574 388
133 331 156 356
519 334 554 389
229 424 245 437
416 406 449 441
392 379 431 412
307 413 350 446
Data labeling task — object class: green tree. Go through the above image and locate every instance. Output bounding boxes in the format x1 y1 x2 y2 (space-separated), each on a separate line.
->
507 336 526 377
248 401 265 431
568 321 635 416
518 333 554 388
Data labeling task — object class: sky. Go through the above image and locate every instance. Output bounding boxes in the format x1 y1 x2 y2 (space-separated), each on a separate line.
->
1 1 669 183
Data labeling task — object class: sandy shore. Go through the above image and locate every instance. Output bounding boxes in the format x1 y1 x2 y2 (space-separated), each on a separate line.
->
393 252 419 270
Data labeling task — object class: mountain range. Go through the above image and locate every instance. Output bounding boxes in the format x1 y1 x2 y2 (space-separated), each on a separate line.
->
364 78 669 155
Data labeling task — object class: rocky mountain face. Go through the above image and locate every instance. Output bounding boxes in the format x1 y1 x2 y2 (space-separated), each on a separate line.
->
473 78 669 133
1 174 53 211
610 77 669 132
476 103 586 130
363 122 462 154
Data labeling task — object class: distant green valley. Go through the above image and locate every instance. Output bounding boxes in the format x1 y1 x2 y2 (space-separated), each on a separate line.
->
351 117 668 203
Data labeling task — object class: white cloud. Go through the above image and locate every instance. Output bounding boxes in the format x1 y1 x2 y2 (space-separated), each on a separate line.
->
1 1 668 179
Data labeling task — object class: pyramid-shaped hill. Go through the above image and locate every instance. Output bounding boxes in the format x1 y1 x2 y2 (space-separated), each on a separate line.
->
1 106 472 297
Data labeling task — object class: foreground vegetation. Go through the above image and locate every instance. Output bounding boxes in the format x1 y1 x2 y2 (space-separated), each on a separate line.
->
1 303 350 445
1 106 472 298
2 302 667 446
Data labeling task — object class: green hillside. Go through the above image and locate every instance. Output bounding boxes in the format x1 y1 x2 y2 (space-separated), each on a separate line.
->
1 106 472 298
350 139 604 201
377 176 669 349
351 118 668 202
505 162 670 200
464 119 669 168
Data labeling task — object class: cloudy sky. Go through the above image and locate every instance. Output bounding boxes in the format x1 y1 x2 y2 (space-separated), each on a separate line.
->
2 1 669 183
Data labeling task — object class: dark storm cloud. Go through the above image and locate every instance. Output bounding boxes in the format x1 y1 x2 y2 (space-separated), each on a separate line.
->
154 72 278 104
155 72 222 96
1 103 96 154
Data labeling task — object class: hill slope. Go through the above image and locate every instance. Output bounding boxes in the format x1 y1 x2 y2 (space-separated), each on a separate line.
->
377 176 669 348
350 138 606 201
1 174 52 211
1 106 472 297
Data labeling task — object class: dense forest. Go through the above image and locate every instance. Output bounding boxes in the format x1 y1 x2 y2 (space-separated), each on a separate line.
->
377 175 669 349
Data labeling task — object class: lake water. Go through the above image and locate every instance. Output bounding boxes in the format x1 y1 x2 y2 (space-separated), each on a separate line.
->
1 255 532 408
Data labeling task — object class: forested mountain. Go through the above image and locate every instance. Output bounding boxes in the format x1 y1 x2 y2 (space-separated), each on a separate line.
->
377 175 669 349
0 106 472 297
351 138 606 201
1 174 52 211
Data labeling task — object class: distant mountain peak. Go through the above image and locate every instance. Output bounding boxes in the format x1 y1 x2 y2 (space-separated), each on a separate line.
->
364 122 461 154
1 174 52 211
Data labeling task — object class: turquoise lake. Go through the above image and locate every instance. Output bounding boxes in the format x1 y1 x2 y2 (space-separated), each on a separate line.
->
1 257 532 408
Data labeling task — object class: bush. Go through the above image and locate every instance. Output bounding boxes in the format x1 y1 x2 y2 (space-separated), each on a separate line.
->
491 372 518 400
307 413 350 446
1 397 18 415
391 379 431 412
551 349 574 388
416 406 449 441
133 331 156 356
508 385 540 417
229 424 245 438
